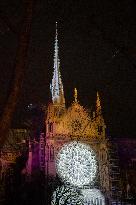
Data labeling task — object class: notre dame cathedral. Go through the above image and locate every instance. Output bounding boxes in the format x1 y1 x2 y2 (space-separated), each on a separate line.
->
26 23 112 201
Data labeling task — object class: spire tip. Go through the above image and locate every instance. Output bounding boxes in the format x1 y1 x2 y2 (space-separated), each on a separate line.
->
56 22 58 36
74 88 78 103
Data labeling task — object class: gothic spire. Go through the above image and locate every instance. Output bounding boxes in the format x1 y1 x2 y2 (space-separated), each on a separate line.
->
50 22 65 106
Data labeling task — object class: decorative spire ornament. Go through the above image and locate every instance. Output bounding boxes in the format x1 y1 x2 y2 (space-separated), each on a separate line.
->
74 88 78 103
96 91 102 115
50 22 65 106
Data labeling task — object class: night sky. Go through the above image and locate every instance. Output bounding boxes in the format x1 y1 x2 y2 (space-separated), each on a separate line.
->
0 0 136 137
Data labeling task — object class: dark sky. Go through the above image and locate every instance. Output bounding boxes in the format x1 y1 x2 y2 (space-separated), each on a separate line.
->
0 0 136 137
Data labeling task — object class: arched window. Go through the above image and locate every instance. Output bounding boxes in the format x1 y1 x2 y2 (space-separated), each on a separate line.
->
98 126 103 135
50 145 54 161
49 123 53 132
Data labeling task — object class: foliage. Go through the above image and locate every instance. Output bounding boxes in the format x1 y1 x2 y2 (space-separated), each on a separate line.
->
51 185 84 205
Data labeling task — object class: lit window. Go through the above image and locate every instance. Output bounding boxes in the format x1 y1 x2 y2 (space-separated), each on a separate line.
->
98 126 103 135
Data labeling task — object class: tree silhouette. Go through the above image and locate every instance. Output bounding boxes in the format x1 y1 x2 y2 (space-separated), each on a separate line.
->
0 0 34 149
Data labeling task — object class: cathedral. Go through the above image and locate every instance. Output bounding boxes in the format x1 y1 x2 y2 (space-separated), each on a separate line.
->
0 23 135 205
26 22 111 200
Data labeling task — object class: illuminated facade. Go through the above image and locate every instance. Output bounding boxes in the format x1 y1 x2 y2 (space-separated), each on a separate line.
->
44 23 110 198
26 23 111 200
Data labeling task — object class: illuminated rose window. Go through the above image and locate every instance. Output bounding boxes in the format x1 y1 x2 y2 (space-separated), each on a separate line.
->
56 141 97 187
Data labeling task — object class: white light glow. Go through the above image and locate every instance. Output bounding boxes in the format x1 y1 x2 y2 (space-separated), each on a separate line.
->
56 141 97 187
81 188 105 205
